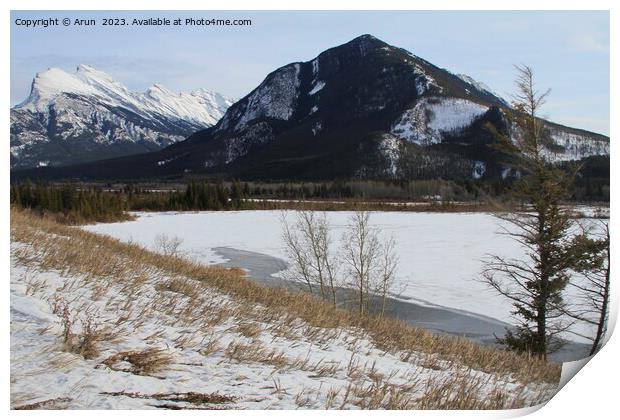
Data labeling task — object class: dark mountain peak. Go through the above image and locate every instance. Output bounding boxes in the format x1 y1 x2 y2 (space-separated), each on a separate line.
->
148 35 608 180
318 34 394 61
344 33 386 47
352 33 379 41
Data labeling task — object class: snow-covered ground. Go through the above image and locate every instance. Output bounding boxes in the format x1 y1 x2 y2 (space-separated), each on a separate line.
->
10 236 555 409
85 210 608 344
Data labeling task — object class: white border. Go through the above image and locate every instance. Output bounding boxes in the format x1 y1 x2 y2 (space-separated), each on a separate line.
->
4 1 617 419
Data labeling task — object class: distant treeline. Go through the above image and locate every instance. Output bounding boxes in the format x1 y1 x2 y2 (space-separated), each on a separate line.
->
124 178 499 209
129 180 242 211
10 182 130 224
10 180 244 223
178 179 491 201
10 179 484 223
10 173 608 224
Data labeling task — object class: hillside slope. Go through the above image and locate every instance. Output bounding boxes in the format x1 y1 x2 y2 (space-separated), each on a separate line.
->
10 210 559 409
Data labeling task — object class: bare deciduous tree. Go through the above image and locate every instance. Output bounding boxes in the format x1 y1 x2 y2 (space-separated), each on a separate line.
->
154 234 184 257
281 211 340 304
341 211 398 316
342 211 381 315
375 236 399 316
281 213 315 294
281 210 399 315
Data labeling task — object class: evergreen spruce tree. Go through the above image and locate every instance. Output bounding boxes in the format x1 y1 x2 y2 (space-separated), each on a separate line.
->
564 223 611 356
482 65 582 359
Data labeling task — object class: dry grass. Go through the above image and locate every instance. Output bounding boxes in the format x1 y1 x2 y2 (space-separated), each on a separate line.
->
225 341 289 369
13 397 73 410
10 208 562 409
155 277 198 297
199 333 223 356
236 321 262 338
412 370 528 410
100 391 235 408
52 299 115 360
100 348 173 376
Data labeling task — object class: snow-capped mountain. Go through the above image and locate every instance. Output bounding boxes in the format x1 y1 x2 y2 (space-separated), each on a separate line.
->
11 65 234 168
12 35 609 182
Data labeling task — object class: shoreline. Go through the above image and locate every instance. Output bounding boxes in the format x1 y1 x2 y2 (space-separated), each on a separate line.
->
213 246 591 363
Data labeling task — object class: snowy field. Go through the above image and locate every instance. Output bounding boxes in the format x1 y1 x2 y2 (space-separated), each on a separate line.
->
85 210 607 343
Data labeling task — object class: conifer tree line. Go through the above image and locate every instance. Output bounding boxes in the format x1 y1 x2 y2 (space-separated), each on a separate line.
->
10 180 243 221
7 179 442 215
10 182 128 223
11 178 492 223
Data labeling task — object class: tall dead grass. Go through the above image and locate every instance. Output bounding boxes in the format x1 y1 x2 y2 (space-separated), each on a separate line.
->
101 348 173 376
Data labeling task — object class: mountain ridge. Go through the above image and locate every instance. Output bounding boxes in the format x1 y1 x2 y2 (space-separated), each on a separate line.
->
11 35 609 182
11 65 234 169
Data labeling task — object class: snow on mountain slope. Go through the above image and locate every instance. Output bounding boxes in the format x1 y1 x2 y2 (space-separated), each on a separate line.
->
218 63 301 133
308 80 326 95
18 65 234 129
11 65 235 169
543 128 611 163
22 67 102 111
410 63 442 96
390 97 489 145
456 73 509 106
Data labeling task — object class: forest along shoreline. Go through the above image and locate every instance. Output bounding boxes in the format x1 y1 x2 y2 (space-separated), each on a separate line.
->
211 246 591 363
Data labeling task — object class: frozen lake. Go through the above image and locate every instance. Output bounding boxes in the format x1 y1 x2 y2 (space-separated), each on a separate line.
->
85 210 605 345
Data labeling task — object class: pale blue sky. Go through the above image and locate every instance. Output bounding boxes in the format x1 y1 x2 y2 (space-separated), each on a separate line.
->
10 10 609 135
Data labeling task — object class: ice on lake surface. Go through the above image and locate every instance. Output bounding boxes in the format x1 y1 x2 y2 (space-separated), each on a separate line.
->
85 209 607 344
